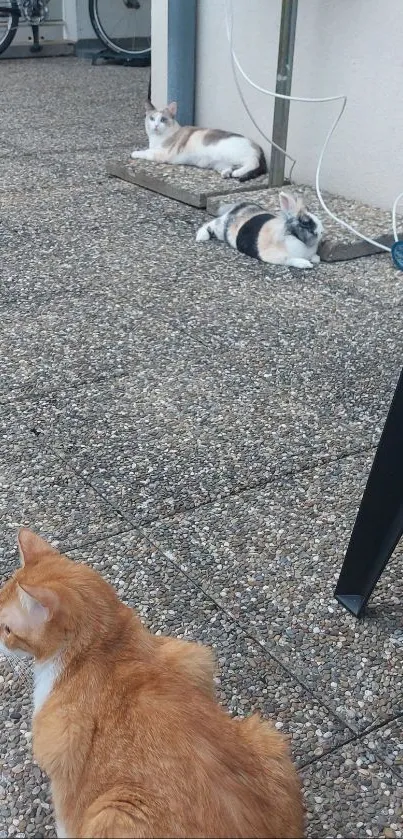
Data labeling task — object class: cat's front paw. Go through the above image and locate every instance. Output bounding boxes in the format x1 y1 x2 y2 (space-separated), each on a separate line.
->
311 254 320 264
221 168 233 179
130 150 141 159
196 226 211 242
286 257 314 269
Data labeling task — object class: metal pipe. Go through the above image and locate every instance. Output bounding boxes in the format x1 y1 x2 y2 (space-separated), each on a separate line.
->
269 0 299 186
167 0 197 125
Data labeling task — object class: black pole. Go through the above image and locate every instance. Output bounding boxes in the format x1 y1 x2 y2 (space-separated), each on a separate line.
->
335 367 403 617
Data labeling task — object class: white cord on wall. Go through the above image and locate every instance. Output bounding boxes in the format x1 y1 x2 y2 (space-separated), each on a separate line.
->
392 193 403 243
225 0 401 254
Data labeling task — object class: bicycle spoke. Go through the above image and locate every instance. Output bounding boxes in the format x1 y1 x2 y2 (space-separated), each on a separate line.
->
0 0 18 56
89 0 151 59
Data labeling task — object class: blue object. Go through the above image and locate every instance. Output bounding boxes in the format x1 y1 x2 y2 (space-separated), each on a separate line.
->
391 241 403 270
167 0 197 125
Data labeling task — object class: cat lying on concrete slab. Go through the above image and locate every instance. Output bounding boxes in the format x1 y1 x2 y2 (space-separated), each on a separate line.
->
130 100 267 182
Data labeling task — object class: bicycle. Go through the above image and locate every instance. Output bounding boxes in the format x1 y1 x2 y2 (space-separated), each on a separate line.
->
89 0 151 63
0 0 50 55
0 0 151 61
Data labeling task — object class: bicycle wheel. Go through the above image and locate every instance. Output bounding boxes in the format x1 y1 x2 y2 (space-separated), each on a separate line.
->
89 0 151 61
0 0 19 56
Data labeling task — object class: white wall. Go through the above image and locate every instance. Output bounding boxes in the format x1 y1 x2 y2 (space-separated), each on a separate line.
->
194 0 403 210
62 0 151 42
151 0 169 106
14 0 64 43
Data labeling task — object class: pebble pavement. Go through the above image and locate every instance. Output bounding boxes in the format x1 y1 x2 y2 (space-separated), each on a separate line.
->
0 58 402 838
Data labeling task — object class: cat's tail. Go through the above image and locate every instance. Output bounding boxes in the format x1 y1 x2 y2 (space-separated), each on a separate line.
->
237 148 267 183
157 636 216 697
217 200 245 217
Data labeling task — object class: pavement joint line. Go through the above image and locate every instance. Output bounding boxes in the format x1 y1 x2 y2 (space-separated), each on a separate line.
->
15 416 403 786
57 525 136 555
12 431 360 735
299 710 403 778
139 530 362 737
0 369 131 405
24 424 378 529
6 141 132 160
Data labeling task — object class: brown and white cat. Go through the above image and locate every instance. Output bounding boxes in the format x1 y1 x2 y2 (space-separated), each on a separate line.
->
130 101 267 182
0 529 304 839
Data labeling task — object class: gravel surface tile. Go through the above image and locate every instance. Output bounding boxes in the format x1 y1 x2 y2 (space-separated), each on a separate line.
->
11 324 398 526
0 59 149 155
0 433 128 584
71 532 352 765
0 298 208 399
0 151 145 195
302 740 403 838
146 451 403 731
4 376 374 526
365 720 403 781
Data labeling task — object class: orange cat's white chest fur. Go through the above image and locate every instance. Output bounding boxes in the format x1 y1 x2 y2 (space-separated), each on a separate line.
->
33 656 62 713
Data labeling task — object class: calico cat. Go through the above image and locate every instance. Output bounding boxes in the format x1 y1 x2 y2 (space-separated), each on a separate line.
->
196 191 323 268
130 100 267 181
0 529 304 839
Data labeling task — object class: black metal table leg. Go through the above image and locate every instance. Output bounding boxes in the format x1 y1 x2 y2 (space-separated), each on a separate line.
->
334 367 403 618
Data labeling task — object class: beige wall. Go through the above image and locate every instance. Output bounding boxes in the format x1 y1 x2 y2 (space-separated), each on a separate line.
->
195 0 403 211
151 0 169 106
63 0 151 41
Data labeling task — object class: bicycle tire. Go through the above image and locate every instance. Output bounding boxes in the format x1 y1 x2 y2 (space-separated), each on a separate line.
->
89 0 151 60
0 0 19 56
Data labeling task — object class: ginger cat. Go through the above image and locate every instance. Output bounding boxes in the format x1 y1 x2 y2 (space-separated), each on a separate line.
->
0 529 304 839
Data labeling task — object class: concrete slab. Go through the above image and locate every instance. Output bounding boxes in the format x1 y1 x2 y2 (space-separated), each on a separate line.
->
18 317 400 530
0 296 206 399
145 451 403 732
302 740 403 838
0 433 128 585
69 531 350 767
107 159 268 208
207 185 402 262
0 41 75 60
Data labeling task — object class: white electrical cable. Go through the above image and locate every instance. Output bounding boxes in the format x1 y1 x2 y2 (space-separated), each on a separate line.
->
229 46 298 181
392 192 403 242
226 0 297 181
225 0 401 254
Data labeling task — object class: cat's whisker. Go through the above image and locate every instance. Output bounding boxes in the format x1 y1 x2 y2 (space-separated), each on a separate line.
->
0 650 33 692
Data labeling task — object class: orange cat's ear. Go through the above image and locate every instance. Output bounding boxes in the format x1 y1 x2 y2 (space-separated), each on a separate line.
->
17 528 57 567
17 583 59 626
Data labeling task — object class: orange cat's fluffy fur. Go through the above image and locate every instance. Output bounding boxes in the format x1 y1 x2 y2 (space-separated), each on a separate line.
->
0 529 304 839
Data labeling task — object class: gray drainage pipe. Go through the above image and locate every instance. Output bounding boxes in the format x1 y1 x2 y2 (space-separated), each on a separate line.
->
167 0 197 125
